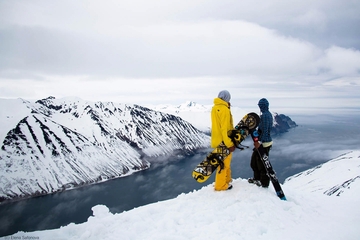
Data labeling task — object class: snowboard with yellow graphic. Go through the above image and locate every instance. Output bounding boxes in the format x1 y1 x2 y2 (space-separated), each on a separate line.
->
192 112 260 183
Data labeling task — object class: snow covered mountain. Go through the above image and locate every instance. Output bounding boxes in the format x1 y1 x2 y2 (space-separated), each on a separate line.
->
148 101 212 131
148 101 297 133
6 151 360 240
0 97 209 203
285 151 360 197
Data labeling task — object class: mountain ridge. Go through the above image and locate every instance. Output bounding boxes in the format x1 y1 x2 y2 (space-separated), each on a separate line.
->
0 98 297 203
285 150 360 197
0 97 209 203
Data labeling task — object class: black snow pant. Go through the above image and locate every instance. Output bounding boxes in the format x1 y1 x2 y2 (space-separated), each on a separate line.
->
250 145 271 187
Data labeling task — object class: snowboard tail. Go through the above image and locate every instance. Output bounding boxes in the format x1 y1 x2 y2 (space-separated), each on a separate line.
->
192 144 229 183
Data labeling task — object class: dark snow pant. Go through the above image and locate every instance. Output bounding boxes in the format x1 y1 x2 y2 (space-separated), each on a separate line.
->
250 146 271 187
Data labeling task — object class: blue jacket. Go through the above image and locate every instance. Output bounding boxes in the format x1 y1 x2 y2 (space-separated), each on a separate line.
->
258 99 273 143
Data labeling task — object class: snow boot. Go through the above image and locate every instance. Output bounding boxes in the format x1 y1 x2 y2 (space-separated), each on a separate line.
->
248 178 261 187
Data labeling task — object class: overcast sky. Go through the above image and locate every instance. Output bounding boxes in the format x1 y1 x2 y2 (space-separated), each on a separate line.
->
0 0 359 113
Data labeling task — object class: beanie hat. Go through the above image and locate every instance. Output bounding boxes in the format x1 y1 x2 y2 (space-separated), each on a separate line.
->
218 90 231 102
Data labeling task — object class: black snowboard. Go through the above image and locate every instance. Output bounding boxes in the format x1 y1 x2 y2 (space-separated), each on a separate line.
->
251 131 287 200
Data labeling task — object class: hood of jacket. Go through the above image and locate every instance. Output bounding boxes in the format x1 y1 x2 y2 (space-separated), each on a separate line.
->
214 97 230 107
258 98 269 112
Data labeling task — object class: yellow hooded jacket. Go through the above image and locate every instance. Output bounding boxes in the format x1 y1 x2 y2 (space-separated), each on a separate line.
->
211 97 234 148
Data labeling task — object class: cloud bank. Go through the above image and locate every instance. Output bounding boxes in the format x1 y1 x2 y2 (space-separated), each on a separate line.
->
0 0 359 111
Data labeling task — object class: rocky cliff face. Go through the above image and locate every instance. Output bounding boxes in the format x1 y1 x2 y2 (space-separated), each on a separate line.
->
0 97 209 202
272 113 298 135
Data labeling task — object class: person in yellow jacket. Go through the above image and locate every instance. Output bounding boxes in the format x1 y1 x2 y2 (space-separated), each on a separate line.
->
211 90 236 191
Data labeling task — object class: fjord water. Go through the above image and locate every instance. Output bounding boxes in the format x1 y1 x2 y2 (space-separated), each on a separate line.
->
1 113 360 237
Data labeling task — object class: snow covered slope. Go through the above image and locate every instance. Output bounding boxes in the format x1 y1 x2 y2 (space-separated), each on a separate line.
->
148 101 297 133
285 150 360 197
0 97 209 202
6 151 360 240
148 101 214 132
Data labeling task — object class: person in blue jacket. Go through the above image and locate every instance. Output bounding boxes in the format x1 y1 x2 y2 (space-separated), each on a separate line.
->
248 98 273 187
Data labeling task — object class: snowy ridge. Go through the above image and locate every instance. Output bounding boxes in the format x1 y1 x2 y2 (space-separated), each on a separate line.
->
148 101 213 132
285 151 360 197
0 97 209 202
7 151 360 240
148 101 297 133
